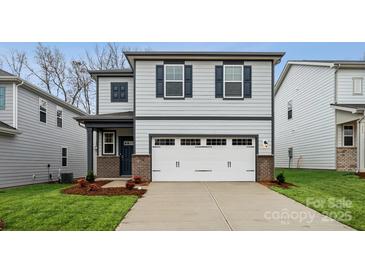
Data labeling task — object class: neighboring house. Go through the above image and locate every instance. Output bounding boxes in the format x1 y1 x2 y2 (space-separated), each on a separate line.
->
76 51 284 182
0 69 87 188
275 60 365 172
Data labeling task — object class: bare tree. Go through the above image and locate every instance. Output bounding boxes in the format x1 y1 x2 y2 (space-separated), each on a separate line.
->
85 43 129 70
2 49 27 77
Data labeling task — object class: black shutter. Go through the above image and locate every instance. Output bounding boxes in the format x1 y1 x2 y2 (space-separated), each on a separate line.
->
184 65 192 98
215 66 223 98
156 65 164 98
244 66 252 98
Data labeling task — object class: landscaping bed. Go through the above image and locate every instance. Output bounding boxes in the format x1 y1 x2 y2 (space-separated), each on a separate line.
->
62 180 147 197
260 180 296 189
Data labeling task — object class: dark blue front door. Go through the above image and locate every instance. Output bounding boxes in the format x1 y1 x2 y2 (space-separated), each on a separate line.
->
119 137 134 175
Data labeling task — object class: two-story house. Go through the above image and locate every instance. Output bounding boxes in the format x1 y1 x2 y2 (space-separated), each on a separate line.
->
76 51 284 182
0 69 87 188
275 60 365 172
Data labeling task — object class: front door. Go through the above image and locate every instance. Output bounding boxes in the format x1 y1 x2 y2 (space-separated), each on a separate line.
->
119 136 134 176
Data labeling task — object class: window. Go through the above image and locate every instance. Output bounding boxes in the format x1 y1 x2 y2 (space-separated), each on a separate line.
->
103 132 115 154
62 147 68 167
111 82 128 102
154 139 175 146
39 98 47 123
353 78 363 95
0 87 5 110
343 125 354 147
207 139 227 146
181 139 201 146
232 138 252 146
164 65 184 98
224 65 243 98
288 100 293 119
57 106 63 128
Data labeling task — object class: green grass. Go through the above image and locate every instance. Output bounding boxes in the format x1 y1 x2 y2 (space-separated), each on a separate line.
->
0 183 138 231
274 168 365 230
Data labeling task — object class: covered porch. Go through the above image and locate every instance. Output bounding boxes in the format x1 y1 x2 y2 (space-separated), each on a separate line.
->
75 112 134 178
333 104 365 172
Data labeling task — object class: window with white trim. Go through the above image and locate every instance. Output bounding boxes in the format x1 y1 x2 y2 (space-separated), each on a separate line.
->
164 65 184 98
353 78 363 95
62 147 68 167
39 98 47 123
154 139 175 146
103 132 115 154
224 65 243 98
0 87 5 110
343 125 354 147
288 100 293 119
57 106 63 128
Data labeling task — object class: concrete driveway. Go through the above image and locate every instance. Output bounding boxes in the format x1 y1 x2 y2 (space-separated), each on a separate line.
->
117 182 352 231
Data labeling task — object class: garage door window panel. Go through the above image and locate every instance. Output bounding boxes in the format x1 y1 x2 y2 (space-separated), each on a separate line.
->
181 139 201 146
232 138 252 146
154 139 175 146
206 139 227 146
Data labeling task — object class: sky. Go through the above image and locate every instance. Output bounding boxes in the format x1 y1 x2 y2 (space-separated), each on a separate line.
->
1 42 365 80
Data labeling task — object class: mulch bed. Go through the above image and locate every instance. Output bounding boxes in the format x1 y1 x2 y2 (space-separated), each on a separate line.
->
259 180 297 189
62 181 147 197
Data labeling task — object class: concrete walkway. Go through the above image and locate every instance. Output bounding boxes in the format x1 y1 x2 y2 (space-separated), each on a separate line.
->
117 182 352 231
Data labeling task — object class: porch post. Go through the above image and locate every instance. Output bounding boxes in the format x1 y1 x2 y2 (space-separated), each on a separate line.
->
87 127 94 172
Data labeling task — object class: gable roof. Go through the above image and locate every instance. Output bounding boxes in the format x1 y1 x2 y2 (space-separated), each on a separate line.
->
124 51 285 68
275 60 365 94
0 69 87 116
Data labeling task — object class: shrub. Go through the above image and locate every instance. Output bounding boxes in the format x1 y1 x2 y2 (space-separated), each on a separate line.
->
0 219 5 231
86 171 96 182
76 179 87 188
133 176 142 184
87 183 101 192
276 173 286 184
126 180 135 190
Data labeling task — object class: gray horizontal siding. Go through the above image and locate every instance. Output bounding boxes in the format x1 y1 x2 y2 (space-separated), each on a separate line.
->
0 86 86 188
337 69 365 104
0 83 13 126
98 77 134 114
275 64 336 169
135 119 272 155
135 60 272 117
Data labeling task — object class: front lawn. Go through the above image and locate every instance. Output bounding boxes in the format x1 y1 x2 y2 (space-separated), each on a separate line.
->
273 169 365 230
0 183 138 231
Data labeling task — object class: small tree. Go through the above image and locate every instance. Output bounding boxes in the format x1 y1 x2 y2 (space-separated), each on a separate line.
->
86 170 96 182
276 172 285 184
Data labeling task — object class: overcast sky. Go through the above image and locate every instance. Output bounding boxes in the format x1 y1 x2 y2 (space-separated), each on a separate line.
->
1 42 365 80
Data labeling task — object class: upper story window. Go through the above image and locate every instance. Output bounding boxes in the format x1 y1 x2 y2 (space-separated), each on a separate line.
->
103 132 115 155
288 100 293 120
56 106 63 128
164 65 184 98
111 82 128 102
353 78 363 95
224 65 243 98
39 98 47 123
343 125 354 147
0 87 5 110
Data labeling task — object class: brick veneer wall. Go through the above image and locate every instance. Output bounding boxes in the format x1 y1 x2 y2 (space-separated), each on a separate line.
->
97 156 120 178
132 154 151 182
257 155 274 182
336 147 357 172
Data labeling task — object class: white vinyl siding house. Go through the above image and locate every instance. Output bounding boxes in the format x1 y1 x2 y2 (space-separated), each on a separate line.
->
275 60 365 172
0 72 87 188
82 51 284 182
275 64 336 169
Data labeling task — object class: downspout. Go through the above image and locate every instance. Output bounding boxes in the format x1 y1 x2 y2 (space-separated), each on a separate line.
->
357 114 365 173
13 80 24 129
333 64 340 170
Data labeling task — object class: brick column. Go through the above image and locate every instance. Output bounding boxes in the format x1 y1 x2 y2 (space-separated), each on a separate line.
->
336 147 357 172
132 154 151 182
257 155 274 182
97 156 120 178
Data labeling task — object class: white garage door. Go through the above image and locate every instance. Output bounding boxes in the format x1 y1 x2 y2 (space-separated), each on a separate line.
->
152 137 256 181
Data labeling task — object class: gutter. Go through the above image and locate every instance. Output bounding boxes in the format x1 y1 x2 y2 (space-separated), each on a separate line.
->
13 80 24 129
